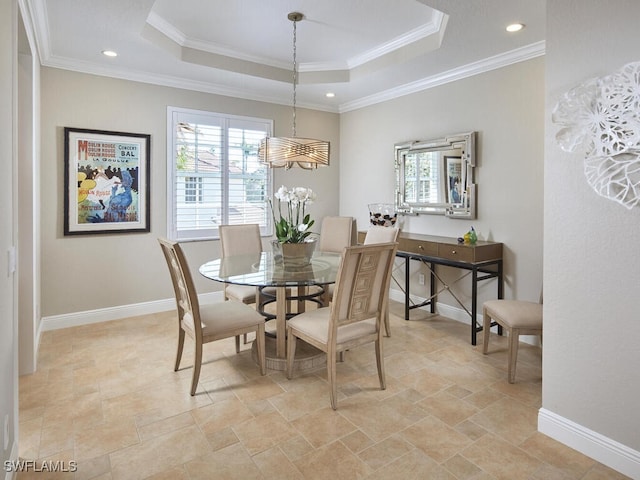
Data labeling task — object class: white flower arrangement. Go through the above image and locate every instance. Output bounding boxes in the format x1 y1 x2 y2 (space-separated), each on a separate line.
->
269 185 317 243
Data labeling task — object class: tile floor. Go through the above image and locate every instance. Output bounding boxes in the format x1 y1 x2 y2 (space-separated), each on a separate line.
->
17 301 630 479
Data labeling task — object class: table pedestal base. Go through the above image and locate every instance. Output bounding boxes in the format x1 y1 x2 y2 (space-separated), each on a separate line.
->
251 336 325 372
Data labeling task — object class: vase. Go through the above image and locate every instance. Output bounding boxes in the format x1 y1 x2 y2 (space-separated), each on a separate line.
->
368 203 397 227
272 240 316 268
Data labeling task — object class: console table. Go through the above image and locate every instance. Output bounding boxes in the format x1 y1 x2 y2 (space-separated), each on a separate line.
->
358 231 503 345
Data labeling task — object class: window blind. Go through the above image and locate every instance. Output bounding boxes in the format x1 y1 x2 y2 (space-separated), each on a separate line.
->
167 107 273 240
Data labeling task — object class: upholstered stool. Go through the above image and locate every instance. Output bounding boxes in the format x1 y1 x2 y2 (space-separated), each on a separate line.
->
482 299 542 383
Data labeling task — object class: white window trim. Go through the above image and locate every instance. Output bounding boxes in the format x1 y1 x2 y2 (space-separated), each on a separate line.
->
166 106 273 241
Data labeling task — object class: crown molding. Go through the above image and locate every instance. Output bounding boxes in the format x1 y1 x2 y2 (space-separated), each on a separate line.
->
348 11 445 69
339 41 546 113
26 0 542 114
20 0 49 63
146 9 446 77
146 11 293 71
38 40 545 115
39 54 337 112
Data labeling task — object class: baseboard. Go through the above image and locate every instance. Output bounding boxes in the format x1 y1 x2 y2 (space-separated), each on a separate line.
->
538 408 640 479
42 289 463 333
388 289 541 346
40 292 224 331
389 288 478 326
39 288 530 336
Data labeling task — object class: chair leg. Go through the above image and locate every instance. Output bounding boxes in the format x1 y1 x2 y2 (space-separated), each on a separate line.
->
482 308 491 354
375 338 386 390
286 327 297 380
327 347 338 410
190 341 203 396
175 328 185 371
383 307 391 337
256 324 266 376
507 328 519 384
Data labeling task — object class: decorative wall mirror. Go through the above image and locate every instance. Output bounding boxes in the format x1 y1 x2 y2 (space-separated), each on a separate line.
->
395 131 476 219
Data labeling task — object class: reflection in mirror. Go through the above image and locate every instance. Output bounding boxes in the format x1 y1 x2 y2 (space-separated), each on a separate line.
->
395 131 476 219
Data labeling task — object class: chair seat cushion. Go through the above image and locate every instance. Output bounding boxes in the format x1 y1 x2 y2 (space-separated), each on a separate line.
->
483 300 542 329
225 284 257 303
288 307 376 345
182 301 264 336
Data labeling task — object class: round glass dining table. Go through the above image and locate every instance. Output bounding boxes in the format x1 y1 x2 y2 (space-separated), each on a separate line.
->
199 250 341 359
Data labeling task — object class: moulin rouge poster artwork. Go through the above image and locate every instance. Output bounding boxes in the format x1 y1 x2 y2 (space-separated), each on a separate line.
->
64 127 150 235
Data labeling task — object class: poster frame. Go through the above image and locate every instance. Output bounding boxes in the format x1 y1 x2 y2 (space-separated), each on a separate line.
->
63 127 151 235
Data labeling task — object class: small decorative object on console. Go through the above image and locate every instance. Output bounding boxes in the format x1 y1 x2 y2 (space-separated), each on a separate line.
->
469 226 477 244
463 226 477 244
368 203 397 227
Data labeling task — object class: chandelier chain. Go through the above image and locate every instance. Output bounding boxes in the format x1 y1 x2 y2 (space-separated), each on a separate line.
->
292 17 297 138
257 11 329 169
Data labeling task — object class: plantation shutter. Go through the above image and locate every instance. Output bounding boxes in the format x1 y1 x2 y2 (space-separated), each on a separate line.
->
167 107 272 241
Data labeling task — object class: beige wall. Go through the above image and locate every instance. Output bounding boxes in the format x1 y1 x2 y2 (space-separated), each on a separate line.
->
39 68 340 316
340 58 545 309
543 0 640 459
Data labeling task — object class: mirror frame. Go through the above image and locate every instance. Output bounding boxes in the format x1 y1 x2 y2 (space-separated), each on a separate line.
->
395 131 476 219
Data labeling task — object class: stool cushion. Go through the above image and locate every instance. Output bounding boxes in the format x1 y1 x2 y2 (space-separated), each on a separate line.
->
483 300 542 329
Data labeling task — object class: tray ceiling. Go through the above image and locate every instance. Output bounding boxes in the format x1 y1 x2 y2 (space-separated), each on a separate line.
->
23 0 545 112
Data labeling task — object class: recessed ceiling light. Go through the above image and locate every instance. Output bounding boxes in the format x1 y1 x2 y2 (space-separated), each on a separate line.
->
102 50 118 57
325 92 335 98
506 23 525 33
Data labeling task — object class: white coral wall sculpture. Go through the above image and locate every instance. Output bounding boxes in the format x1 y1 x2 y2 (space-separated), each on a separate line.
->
552 61 640 209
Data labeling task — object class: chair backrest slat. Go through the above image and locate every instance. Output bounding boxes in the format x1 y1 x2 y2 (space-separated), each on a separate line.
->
158 238 202 339
330 242 397 330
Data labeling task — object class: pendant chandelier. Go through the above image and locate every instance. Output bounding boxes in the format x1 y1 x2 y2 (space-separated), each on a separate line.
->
258 12 330 170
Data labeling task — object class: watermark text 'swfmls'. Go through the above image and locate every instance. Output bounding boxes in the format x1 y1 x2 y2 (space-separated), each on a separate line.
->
4 459 78 473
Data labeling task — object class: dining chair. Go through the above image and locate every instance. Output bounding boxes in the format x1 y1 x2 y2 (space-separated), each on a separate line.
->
286 242 398 409
219 224 262 305
219 224 287 347
363 226 400 337
363 226 400 245
219 224 261 349
482 298 543 383
316 216 357 305
158 238 266 396
318 216 357 253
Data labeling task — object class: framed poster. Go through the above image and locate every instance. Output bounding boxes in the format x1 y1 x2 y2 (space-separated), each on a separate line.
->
64 127 150 235
444 155 464 205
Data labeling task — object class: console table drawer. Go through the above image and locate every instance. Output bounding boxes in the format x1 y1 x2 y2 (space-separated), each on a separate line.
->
358 230 502 264
437 244 474 262
398 237 438 256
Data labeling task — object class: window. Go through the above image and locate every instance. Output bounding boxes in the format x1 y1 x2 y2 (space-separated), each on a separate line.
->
403 150 441 204
167 107 273 240
184 176 203 204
